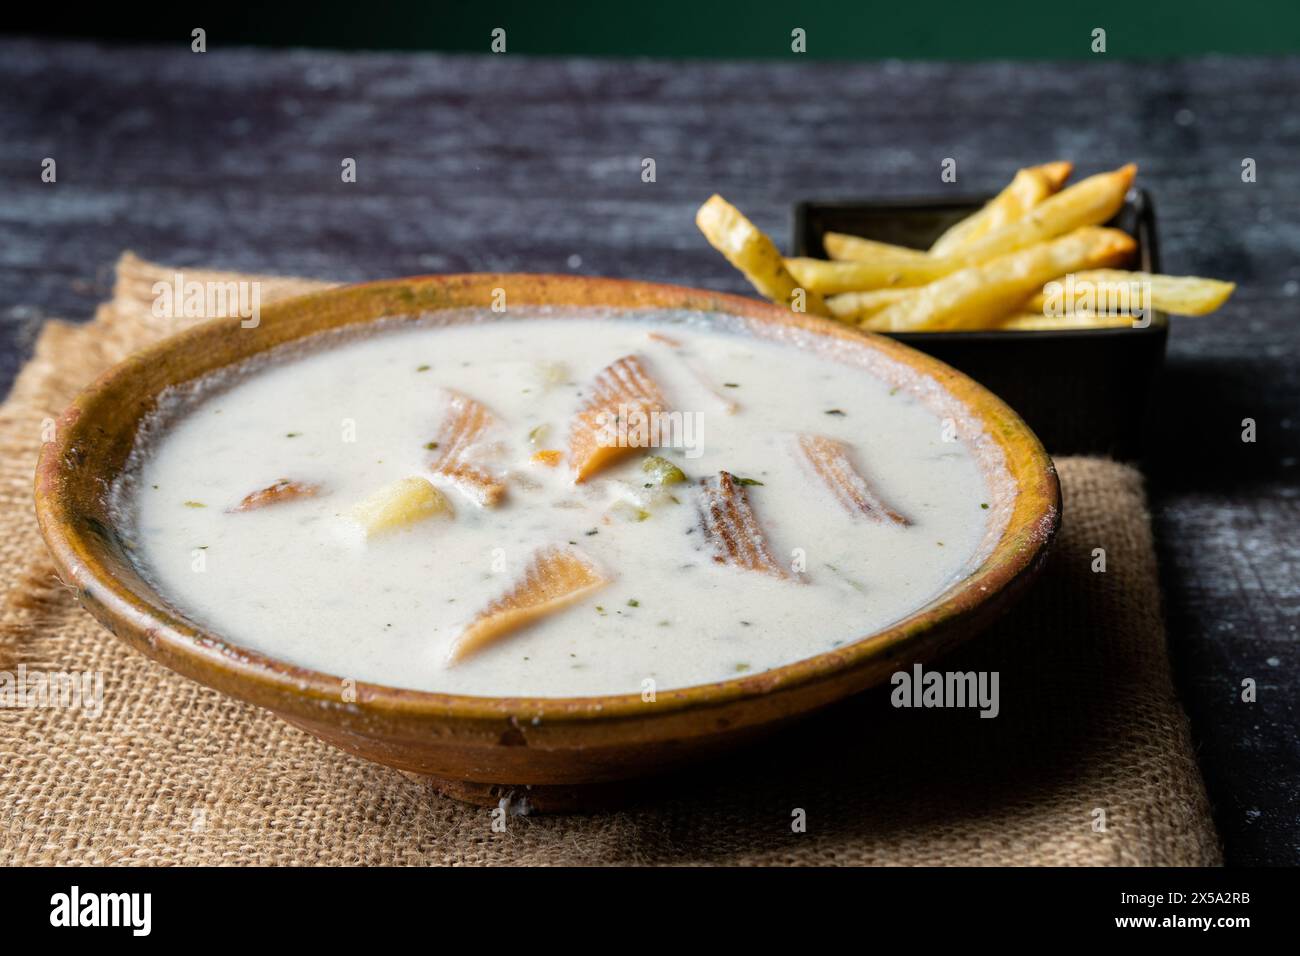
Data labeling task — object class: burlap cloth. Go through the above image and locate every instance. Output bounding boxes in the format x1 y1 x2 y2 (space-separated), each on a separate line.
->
0 254 1220 866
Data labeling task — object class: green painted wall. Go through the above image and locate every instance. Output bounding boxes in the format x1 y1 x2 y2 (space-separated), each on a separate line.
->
16 0 1300 58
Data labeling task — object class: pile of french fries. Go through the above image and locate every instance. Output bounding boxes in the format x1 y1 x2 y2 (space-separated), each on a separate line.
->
696 162 1235 332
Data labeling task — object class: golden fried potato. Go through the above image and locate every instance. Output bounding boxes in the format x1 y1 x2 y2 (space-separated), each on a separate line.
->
786 165 1130 296
930 161 1074 256
943 165 1135 268
696 195 829 315
998 311 1139 331
866 226 1137 332
784 254 950 295
823 232 932 263
824 288 917 324
1024 269 1235 317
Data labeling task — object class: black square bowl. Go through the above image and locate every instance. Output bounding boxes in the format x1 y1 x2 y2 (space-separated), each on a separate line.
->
793 190 1164 459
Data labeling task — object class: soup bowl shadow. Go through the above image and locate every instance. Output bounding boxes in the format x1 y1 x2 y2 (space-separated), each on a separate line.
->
34 274 1060 811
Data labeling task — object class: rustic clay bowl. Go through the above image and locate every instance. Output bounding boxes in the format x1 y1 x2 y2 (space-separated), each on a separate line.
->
35 274 1060 810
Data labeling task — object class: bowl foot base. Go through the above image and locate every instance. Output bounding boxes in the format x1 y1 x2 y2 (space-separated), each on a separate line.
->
406 772 658 813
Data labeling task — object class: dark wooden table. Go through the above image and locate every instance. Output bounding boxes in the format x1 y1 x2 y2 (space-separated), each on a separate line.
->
2 38 1295 864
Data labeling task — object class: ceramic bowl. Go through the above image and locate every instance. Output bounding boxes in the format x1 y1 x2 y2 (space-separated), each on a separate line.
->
34 274 1060 810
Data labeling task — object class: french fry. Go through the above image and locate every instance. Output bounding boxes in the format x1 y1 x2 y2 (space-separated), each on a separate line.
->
228 478 322 512
998 312 1138 331
785 166 1127 296
1036 160 1074 191
1024 269 1236 316
570 354 669 482
1034 160 1073 192
828 162 1075 266
429 391 507 507
698 163 1234 336
823 233 932 263
867 226 1137 332
349 476 452 537
930 162 1073 256
784 254 951 295
696 471 791 579
695 195 829 315
943 164 1135 268
824 288 917 324
793 434 909 524
448 545 608 664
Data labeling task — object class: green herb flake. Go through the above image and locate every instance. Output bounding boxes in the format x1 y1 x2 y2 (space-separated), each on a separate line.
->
424 441 440 450
416 364 431 372
733 476 764 486
980 502 989 509
823 562 867 593
584 528 599 536
183 500 207 509
627 598 640 608
824 409 846 417
286 432 301 438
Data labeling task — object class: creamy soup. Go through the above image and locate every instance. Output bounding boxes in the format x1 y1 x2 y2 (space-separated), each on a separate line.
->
114 310 1007 697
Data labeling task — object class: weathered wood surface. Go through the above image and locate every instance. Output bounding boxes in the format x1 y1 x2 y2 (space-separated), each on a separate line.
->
1 38 1295 864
